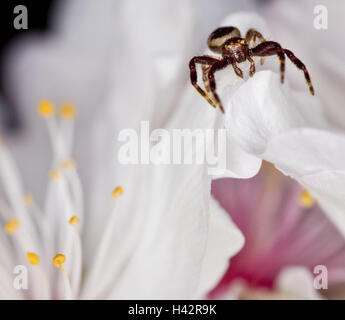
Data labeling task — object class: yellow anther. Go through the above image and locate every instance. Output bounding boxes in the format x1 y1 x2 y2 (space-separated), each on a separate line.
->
23 193 33 206
38 100 54 117
112 186 124 199
299 189 315 208
26 252 40 265
50 169 60 181
5 219 20 234
60 103 76 119
69 215 79 226
61 159 76 169
53 254 66 269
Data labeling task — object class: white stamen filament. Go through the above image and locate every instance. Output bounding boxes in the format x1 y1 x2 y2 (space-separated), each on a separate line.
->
25 197 55 261
30 264 51 299
0 144 31 220
0 196 14 220
82 191 122 294
62 268 73 300
13 231 51 298
49 170 82 297
0 101 83 299
0 143 39 251
53 253 73 300
42 103 83 297
45 117 68 164
60 117 74 157
0 140 53 299
62 165 84 226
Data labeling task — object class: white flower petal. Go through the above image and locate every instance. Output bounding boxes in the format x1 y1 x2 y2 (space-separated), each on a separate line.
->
196 196 244 298
263 128 345 175
224 69 345 236
300 171 345 234
221 139 262 178
93 163 209 299
82 5 259 299
225 71 329 156
263 129 345 236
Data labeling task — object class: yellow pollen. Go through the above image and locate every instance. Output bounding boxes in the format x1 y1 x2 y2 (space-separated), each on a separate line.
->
53 254 66 269
60 103 76 119
61 159 76 169
26 252 40 265
23 193 33 206
38 100 54 117
299 189 315 208
50 169 60 181
112 186 124 199
5 219 20 234
69 215 79 226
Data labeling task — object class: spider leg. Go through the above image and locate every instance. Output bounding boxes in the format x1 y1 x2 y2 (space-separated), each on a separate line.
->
202 65 211 93
245 29 266 65
232 62 244 78
208 60 230 113
283 49 315 95
249 41 285 83
247 56 255 77
189 56 221 108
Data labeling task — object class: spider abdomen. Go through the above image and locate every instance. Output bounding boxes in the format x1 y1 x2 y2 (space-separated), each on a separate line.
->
207 26 241 53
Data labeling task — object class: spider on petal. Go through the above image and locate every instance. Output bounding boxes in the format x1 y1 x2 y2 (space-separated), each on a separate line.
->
189 26 315 113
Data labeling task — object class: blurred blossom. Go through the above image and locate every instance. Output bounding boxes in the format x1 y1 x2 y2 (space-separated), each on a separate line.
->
211 163 345 299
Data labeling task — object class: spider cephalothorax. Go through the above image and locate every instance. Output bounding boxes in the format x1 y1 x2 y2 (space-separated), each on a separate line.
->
189 26 314 113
